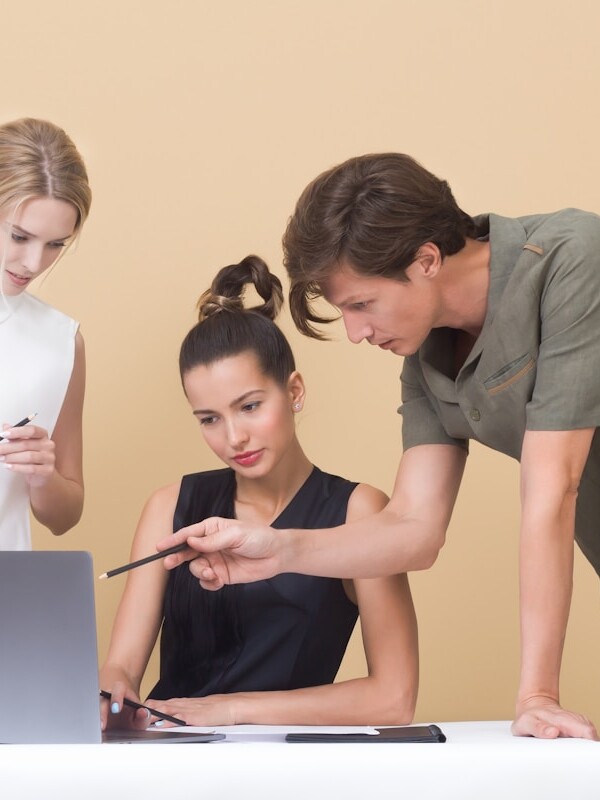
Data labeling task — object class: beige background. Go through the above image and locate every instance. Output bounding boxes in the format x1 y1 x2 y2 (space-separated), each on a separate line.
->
3 0 599 723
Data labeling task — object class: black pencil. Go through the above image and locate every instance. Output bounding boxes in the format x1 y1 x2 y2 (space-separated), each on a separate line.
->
98 541 189 580
0 413 37 442
99 690 187 726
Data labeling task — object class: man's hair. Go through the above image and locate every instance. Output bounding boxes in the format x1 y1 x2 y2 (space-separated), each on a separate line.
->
283 153 475 338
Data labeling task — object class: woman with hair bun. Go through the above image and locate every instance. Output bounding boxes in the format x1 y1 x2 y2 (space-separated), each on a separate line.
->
100 255 418 729
0 118 92 549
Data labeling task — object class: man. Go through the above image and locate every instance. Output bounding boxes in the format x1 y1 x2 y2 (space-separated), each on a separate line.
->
161 153 600 740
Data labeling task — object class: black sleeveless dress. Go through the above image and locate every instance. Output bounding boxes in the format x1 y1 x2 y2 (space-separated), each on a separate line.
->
148 466 359 700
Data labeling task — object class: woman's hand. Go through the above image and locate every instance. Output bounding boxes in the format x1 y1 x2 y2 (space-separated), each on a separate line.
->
0 422 56 488
145 695 236 728
100 680 151 732
512 696 598 740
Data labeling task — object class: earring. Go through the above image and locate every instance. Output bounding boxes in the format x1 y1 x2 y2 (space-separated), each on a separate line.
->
294 403 301 411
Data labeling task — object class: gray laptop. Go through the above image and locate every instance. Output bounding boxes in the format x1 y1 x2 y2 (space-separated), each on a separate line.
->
0 551 224 744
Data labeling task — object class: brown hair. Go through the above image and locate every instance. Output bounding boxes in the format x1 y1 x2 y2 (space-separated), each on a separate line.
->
179 255 296 386
283 153 476 338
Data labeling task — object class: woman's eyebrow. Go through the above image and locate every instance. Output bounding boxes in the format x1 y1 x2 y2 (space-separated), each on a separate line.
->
9 223 33 236
192 389 266 415
9 223 71 242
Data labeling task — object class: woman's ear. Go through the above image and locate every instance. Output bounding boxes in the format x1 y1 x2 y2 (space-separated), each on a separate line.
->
287 371 306 413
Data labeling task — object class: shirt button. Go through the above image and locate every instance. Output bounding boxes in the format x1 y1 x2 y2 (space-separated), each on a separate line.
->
469 409 481 422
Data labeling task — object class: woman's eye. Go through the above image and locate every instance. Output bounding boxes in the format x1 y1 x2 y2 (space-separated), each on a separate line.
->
48 241 68 249
11 232 27 243
242 402 260 413
199 416 217 426
351 301 369 310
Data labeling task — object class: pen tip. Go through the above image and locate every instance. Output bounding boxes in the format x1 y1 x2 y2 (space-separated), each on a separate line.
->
98 573 108 580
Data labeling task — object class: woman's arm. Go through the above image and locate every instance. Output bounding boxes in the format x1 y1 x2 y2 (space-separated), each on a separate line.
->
512 428 598 740
99 483 178 730
27 330 85 535
149 484 418 727
160 443 467 586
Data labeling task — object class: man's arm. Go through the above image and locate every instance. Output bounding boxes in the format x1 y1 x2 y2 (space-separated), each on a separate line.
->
160 444 467 584
512 427 598 740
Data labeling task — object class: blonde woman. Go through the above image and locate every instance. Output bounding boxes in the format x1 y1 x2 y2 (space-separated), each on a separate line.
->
0 118 92 549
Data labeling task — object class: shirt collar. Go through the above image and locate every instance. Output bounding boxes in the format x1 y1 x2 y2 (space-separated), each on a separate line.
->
417 213 528 389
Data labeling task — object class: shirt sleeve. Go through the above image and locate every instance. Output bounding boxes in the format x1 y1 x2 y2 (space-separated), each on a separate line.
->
526 216 600 431
398 357 469 452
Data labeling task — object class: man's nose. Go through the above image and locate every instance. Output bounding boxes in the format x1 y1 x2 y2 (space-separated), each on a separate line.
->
343 313 373 344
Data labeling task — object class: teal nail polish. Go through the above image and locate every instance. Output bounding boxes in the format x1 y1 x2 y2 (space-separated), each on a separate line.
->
111 702 120 714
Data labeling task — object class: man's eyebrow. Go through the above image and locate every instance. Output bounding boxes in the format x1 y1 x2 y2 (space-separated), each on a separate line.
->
192 389 266 415
323 291 362 309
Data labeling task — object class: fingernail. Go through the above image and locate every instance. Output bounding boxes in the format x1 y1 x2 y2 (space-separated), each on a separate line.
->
153 720 165 727
111 702 120 714
1 431 11 438
2 463 12 470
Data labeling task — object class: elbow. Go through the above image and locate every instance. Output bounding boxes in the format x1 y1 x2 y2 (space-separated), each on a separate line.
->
49 505 83 537
367 675 418 726
371 687 417 726
413 529 445 571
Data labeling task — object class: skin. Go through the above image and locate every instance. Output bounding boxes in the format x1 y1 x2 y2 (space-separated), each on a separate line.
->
0 197 85 534
161 244 598 741
100 351 418 729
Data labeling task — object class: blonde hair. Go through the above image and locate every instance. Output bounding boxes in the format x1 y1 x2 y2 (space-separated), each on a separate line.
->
0 118 91 230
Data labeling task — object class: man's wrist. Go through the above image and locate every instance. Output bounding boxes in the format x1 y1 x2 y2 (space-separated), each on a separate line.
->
279 529 303 573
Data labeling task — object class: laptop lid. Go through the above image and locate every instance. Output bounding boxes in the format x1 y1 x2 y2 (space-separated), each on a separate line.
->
0 551 224 745
0 551 102 744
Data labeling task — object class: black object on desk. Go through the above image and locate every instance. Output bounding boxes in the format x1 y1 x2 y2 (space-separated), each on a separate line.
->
285 724 446 743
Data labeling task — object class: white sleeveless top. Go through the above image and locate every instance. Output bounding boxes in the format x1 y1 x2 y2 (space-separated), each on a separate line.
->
0 293 78 550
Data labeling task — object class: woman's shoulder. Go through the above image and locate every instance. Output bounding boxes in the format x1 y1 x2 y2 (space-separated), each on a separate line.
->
179 467 234 492
147 469 233 509
19 293 79 339
142 480 182 516
346 482 388 522
311 467 388 521
21 292 78 322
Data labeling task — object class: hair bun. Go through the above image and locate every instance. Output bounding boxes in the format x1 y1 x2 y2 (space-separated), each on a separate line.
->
197 292 243 321
197 255 284 323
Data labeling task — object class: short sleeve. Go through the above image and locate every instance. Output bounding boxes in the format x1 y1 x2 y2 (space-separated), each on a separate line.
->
398 357 468 452
526 216 600 430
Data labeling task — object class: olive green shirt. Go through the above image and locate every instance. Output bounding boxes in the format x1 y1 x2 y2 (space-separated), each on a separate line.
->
399 209 600 572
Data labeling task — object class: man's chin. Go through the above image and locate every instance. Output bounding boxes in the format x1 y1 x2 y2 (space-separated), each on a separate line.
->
390 343 416 357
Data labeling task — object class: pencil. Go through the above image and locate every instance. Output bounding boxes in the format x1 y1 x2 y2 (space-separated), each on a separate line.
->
98 541 189 580
99 690 187 726
0 413 38 442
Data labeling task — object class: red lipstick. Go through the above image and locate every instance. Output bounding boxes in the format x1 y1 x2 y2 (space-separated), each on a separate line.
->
232 449 264 467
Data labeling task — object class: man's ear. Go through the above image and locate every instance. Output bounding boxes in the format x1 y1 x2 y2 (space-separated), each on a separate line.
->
415 242 443 278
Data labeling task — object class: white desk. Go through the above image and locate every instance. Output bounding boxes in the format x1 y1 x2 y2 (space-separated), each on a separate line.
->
3 721 599 800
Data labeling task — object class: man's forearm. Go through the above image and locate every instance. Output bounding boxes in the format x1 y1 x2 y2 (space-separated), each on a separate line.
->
284 508 445 579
